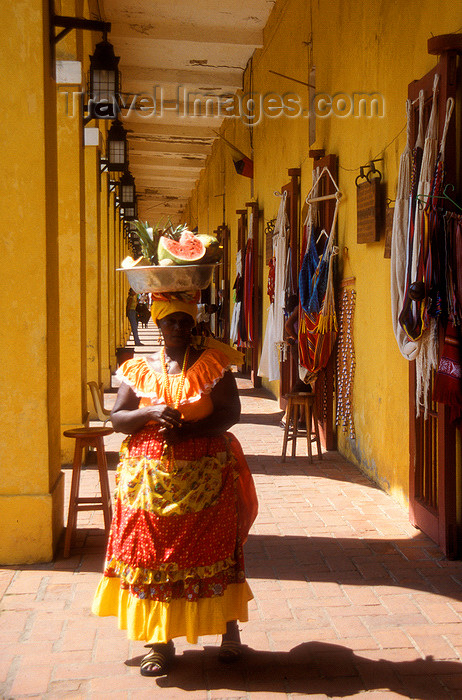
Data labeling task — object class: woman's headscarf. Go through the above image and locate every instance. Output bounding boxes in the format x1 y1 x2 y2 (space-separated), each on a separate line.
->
150 292 199 326
150 291 244 366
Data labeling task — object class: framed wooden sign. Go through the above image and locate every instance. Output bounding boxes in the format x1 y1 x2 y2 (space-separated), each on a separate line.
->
357 178 382 243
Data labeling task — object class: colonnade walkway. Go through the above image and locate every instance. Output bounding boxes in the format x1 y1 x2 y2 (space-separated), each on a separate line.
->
2 325 462 698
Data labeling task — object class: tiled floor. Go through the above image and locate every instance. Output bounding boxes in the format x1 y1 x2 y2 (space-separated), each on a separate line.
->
2 325 462 698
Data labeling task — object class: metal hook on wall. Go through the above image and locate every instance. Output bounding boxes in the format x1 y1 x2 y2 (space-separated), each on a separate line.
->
366 160 382 182
355 158 383 187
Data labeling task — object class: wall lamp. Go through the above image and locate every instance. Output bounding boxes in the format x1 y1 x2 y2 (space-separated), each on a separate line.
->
119 170 136 206
86 38 121 123
122 201 137 222
101 119 129 172
51 12 121 125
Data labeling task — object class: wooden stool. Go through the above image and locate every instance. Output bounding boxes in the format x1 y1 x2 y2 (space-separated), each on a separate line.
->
281 392 323 463
63 426 114 558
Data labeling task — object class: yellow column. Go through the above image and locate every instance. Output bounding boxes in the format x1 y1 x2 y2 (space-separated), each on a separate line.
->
108 191 117 370
0 0 64 563
55 0 88 459
99 168 111 385
114 204 120 350
57 81 87 460
116 212 125 348
84 133 102 409
120 220 130 346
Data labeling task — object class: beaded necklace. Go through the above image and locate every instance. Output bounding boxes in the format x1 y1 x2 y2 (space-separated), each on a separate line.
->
160 346 189 471
161 346 190 409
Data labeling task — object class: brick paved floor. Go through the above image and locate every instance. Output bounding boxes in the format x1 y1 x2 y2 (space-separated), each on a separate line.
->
2 330 462 698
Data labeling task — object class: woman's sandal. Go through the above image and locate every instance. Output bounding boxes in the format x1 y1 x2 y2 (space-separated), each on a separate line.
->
140 640 174 676
218 639 243 663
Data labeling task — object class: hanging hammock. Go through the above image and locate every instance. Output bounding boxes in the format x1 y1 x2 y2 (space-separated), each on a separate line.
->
298 167 341 382
398 76 443 418
425 97 454 322
299 249 338 380
390 99 419 361
398 88 427 341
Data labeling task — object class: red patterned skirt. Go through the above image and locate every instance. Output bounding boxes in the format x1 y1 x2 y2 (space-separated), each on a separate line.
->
92 426 255 643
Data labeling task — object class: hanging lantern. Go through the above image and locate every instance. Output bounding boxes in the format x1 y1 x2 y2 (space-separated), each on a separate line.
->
119 170 135 205
124 209 136 221
107 119 128 171
88 39 120 119
123 202 137 221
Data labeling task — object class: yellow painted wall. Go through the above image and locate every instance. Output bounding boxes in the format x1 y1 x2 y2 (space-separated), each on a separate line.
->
56 22 88 459
184 0 462 509
0 0 64 563
84 140 101 399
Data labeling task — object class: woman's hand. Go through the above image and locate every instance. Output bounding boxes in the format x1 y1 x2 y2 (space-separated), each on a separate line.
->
111 383 183 434
111 367 241 439
146 405 182 430
162 371 241 443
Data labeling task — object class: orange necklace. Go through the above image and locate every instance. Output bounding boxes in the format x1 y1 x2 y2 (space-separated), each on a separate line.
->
161 346 189 409
160 346 189 471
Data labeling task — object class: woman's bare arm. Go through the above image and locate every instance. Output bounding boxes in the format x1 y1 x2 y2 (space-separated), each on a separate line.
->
111 382 182 435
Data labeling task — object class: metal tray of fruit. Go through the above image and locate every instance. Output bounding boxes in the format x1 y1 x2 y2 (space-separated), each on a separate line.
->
118 263 218 293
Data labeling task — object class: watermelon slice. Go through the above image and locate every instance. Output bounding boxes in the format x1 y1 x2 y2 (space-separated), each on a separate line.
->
158 230 206 265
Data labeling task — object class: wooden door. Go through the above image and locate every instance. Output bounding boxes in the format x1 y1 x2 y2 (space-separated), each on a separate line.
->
408 40 460 558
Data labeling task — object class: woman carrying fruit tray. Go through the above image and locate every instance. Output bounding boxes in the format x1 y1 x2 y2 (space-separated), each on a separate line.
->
92 291 258 676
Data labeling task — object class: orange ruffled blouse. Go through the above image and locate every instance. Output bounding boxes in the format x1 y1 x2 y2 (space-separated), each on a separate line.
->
116 347 231 422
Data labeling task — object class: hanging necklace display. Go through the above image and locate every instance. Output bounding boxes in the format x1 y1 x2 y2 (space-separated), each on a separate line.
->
336 278 356 439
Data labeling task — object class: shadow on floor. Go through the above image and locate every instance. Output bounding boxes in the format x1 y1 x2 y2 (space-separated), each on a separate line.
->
243 451 380 484
46 526 461 603
239 411 284 426
237 388 277 399
243 532 462 595
125 641 462 698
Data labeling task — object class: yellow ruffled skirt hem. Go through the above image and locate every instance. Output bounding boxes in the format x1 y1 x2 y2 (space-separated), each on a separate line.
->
91 576 253 644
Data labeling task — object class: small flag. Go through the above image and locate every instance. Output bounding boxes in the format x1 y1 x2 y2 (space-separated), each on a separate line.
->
214 131 254 179
233 155 254 179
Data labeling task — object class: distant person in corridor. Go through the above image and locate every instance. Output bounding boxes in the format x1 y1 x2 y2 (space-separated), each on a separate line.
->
126 288 143 346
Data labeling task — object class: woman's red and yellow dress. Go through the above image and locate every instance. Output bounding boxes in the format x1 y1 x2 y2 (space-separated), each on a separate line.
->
92 348 257 644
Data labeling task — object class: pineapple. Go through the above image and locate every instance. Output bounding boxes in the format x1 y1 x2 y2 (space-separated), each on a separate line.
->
132 219 190 264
